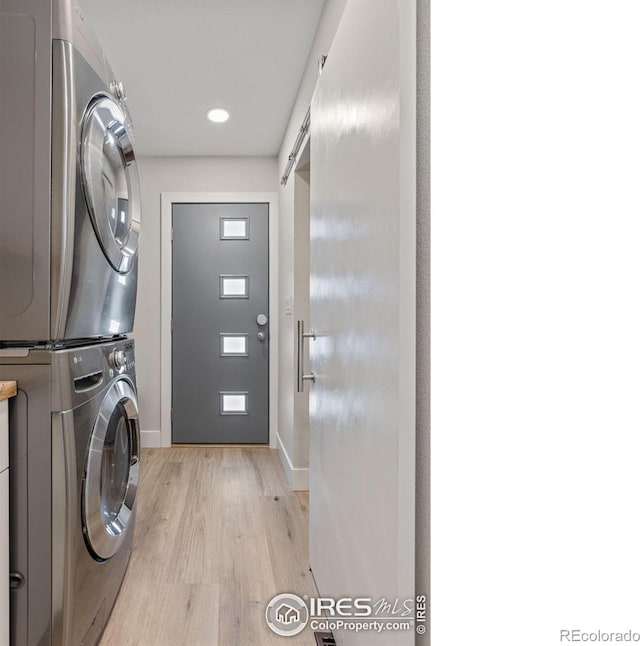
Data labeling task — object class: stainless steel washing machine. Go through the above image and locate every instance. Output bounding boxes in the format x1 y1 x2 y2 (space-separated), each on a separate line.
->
0 0 141 343
0 338 140 645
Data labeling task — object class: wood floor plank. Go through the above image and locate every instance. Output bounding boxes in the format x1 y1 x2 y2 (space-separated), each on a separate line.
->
218 455 277 645
123 460 190 585
261 494 317 598
221 447 254 468
99 583 220 646
245 448 291 497
167 449 225 584
294 491 310 511
100 447 318 646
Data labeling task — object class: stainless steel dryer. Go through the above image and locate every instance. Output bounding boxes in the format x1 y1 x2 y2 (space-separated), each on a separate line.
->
0 0 141 343
0 339 140 645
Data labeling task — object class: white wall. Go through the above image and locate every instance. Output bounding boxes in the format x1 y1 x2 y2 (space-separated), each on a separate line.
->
292 163 311 479
276 0 347 488
134 156 277 442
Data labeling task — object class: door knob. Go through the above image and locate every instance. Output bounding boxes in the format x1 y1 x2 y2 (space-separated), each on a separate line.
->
257 313 268 326
257 331 266 342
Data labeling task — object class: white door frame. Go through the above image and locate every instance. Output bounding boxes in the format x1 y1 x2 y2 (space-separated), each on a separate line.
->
160 192 279 448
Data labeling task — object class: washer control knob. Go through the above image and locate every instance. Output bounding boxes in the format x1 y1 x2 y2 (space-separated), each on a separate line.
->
111 349 127 369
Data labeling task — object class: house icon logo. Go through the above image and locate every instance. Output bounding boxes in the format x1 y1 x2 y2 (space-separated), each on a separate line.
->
276 603 301 625
266 593 309 636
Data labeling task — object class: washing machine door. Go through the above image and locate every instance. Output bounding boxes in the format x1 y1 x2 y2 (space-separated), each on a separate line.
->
83 378 140 560
81 95 141 274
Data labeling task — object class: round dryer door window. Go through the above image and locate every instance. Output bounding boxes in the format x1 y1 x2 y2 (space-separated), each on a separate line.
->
83 379 140 560
81 95 141 274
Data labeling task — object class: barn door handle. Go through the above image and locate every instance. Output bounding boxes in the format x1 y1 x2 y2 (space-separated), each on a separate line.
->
297 320 316 392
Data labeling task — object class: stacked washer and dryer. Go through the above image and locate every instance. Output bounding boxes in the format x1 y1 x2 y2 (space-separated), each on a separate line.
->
0 1 142 644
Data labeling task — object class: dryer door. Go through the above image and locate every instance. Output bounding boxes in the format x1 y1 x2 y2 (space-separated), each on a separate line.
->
83 379 140 560
81 95 141 274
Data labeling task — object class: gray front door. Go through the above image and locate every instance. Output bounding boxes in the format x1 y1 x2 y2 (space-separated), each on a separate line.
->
172 203 269 444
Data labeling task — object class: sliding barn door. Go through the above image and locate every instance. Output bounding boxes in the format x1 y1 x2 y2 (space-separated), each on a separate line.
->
308 1 417 645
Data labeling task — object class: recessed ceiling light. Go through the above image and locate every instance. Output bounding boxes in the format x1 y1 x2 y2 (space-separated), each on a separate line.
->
207 108 230 123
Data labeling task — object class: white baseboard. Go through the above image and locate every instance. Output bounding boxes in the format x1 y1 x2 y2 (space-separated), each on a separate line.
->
140 429 163 448
275 432 309 491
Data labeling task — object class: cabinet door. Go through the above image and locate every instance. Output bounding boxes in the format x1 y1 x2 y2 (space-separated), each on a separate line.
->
0 468 8 646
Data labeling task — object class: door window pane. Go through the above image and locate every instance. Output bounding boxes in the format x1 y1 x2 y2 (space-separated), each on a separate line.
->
220 275 249 298
220 392 248 415
220 334 248 356
221 217 249 240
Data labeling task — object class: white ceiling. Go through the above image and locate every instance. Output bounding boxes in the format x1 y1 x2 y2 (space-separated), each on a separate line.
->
79 0 325 156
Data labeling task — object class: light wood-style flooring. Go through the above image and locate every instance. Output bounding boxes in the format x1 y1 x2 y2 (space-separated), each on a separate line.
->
99 447 317 646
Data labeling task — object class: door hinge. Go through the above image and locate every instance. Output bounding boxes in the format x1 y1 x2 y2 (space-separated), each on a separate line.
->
171 227 174 241
171 408 173 424
171 318 174 332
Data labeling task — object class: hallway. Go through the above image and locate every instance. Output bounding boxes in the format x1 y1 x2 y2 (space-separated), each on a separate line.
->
99 448 317 646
